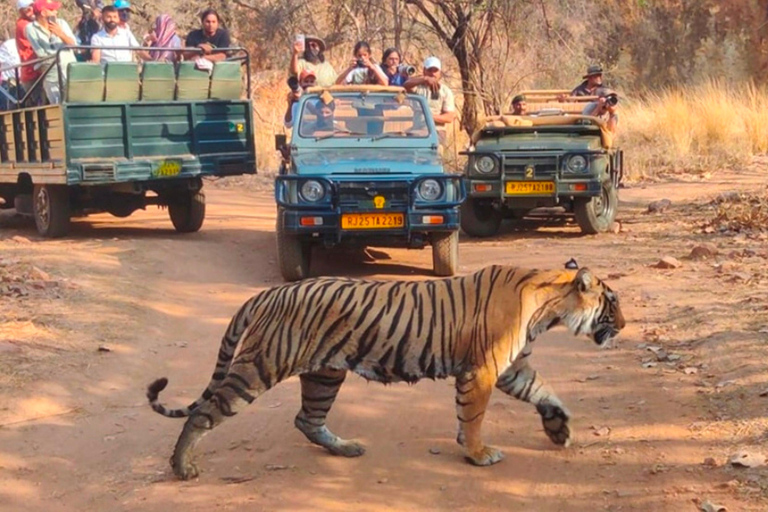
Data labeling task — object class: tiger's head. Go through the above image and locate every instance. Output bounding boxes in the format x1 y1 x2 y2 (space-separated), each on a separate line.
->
560 268 625 347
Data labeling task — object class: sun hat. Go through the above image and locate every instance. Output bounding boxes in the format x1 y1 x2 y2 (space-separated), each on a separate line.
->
582 65 603 79
304 35 326 53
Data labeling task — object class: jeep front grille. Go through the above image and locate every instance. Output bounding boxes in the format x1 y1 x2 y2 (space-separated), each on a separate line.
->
503 156 558 177
337 180 409 208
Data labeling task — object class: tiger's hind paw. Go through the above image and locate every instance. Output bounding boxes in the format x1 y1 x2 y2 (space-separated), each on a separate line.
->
326 439 366 458
465 446 504 466
171 455 200 480
537 403 571 447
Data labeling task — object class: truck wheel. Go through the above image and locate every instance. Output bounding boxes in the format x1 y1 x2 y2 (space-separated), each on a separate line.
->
169 190 205 233
276 209 311 281
460 198 502 238
33 184 70 238
432 231 459 277
574 181 618 234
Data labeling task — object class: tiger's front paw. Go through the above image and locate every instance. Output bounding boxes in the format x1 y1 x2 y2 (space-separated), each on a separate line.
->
465 445 504 466
537 403 571 447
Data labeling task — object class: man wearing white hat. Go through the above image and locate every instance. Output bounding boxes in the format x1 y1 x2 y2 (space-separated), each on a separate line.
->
404 56 456 130
15 0 42 106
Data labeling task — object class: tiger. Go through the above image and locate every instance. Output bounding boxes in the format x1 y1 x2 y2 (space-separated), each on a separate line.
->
146 265 625 480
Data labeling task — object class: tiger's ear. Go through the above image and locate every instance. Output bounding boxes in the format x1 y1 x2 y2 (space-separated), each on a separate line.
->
575 268 594 292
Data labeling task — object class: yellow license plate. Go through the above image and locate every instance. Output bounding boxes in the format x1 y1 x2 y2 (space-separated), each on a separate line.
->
153 159 182 178
505 181 555 194
341 213 405 230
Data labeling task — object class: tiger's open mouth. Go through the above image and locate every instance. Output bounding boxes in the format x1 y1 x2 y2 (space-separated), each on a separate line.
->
593 326 619 347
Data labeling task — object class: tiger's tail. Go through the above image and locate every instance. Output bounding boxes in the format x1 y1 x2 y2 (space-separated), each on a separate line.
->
146 293 261 418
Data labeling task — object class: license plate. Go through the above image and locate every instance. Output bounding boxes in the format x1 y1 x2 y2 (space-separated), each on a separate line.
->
152 159 182 178
505 181 555 194
341 213 404 230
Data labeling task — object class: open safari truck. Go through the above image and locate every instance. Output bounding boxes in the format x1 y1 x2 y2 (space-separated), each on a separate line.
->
461 89 623 237
0 47 256 237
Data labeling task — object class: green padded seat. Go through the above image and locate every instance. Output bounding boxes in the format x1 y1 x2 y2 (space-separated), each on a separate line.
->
105 62 140 102
209 61 242 100
141 62 176 101
66 63 104 103
176 62 210 100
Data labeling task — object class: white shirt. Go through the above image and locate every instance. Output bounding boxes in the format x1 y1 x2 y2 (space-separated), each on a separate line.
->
91 27 140 63
343 65 384 85
0 39 21 82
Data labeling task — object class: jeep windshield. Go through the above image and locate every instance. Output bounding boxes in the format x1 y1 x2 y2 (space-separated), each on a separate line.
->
297 94 430 140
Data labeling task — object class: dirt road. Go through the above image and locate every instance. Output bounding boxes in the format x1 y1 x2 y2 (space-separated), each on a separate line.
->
1 170 767 512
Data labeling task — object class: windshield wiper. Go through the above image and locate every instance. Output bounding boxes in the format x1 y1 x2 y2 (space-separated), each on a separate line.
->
371 131 420 141
314 129 366 141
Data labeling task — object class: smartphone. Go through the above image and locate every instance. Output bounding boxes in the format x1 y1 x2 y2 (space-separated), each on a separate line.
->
47 16 57 24
295 34 305 52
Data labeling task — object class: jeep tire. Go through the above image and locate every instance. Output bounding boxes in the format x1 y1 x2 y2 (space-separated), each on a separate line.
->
460 198 502 238
574 180 618 234
431 231 458 277
33 184 71 238
276 208 311 281
169 190 206 233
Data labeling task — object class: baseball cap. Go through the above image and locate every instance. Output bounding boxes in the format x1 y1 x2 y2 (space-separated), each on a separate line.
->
114 0 131 9
17 0 34 9
298 69 316 82
32 0 61 13
423 56 441 71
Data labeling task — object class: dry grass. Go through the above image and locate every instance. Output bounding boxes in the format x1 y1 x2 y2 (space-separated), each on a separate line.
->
622 81 768 179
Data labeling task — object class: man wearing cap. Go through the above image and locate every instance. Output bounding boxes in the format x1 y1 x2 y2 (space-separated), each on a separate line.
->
183 8 231 64
15 0 43 106
113 0 132 31
290 36 336 88
510 94 527 115
404 56 456 129
25 0 77 104
90 5 149 64
582 87 619 134
283 69 317 129
571 65 604 97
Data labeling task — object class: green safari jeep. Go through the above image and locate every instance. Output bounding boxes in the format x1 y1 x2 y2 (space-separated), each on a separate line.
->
461 105 623 237
0 47 256 237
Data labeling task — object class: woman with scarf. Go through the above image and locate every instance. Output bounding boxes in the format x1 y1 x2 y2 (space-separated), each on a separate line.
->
145 14 181 62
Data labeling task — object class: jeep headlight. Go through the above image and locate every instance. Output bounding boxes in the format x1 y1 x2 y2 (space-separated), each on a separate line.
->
474 155 497 174
418 179 442 201
300 180 325 202
566 155 588 173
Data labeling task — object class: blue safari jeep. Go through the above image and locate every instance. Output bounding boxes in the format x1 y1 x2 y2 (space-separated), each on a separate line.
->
274 86 464 281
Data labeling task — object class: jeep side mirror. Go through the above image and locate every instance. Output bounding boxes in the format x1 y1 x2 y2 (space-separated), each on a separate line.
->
274 134 287 151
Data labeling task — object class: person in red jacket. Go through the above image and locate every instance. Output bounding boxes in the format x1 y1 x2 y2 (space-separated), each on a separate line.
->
14 0 43 106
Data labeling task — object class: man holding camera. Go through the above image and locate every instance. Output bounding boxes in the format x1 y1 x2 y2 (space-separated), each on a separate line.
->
404 56 456 129
582 88 619 134
283 69 317 129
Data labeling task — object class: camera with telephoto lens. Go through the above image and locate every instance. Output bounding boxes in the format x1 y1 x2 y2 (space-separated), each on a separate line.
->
397 64 416 76
356 59 366 68
287 76 300 93
605 94 618 106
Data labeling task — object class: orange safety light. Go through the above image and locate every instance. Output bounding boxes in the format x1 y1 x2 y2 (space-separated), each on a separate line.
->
571 183 588 191
422 215 444 225
300 216 323 226
474 183 493 192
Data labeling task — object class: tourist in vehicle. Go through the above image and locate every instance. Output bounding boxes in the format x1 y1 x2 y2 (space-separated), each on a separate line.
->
510 94 527 115
15 0 43 107
379 47 411 86
571 65 603 97
335 41 387 86
183 9 232 65
582 87 619 134
145 14 182 63
284 69 317 129
404 56 456 128
25 0 78 104
74 0 103 61
300 99 340 135
290 35 336 87
90 6 149 64
0 39 21 111
113 0 132 31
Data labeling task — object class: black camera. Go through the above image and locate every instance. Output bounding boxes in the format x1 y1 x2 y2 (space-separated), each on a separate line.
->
356 59 366 68
287 76 300 93
605 94 618 106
